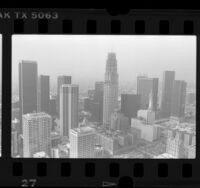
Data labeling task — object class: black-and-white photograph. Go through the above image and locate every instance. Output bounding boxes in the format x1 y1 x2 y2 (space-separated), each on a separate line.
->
11 35 196 158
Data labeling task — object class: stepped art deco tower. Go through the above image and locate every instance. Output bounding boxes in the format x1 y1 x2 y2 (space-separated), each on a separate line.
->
103 52 119 129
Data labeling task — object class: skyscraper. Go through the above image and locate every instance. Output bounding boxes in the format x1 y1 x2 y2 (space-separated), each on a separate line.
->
60 84 79 137
171 80 187 118
160 71 175 118
37 75 50 113
94 81 104 123
69 126 96 158
137 76 158 110
19 60 38 134
23 112 52 158
57 76 72 116
49 96 57 117
103 52 119 128
121 94 141 123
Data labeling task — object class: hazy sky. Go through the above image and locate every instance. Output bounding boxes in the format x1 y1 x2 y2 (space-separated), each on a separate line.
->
12 35 196 86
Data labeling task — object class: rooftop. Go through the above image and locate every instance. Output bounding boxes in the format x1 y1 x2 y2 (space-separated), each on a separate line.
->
71 126 95 134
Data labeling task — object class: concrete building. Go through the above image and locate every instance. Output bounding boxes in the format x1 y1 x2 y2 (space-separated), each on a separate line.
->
49 96 57 117
93 81 104 123
95 132 119 155
121 94 140 123
103 52 119 129
57 75 72 116
19 60 38 134
166 129 185 158
60 84 79 138
22 112 52 158
170 80 187 118
131 118 161 142
160 71 175 118
137 75 158 110
37 75 50 113
69 126 96 158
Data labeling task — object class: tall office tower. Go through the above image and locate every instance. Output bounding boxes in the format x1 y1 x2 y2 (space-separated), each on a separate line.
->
171 80 187 118
49 96 57 117
137 93 156 125
103 52 119 129
69 126 96 158
57 76 72 116
94 81 104 123
160 71 175 118
19 60 38 134
137 76 159 110
22 112 52 158
60 84 79 137
121 94 141 123
37 75 50 113
152 78 159 111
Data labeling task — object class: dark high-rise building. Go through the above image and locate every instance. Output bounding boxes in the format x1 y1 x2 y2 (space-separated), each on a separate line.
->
19 60 38 133
137 76 158 110
171 80 187 118
49 96 57 117
121 94 141 123
37 75 50 113
83 97 91 112
160 71 175 118
94 81 104 123
103 52 119 129
57 76 71 116
152 78 159 111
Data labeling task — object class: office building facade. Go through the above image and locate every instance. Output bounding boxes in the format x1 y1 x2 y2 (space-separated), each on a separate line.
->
103 52 119 128
22 112 52 158
60 84 79 137
160 71 175 117
37 75 50 113
19 60 38 134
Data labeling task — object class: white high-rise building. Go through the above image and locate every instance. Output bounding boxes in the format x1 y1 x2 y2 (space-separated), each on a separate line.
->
69 126 96 158
22 112 52 158
103 52 119 129
60 84 79 138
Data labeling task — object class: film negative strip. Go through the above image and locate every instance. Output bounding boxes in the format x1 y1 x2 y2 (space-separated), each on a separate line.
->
0 8 199 187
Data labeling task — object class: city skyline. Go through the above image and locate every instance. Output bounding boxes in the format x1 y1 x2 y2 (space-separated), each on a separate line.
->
12 35 196 88
11 36 196 159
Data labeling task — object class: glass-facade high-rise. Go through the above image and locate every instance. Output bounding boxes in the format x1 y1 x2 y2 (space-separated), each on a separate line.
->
37 75 50 113
19 60 38 134
171 80 187 118
60 84 79 137
160 71 175 118
57 76 72 116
